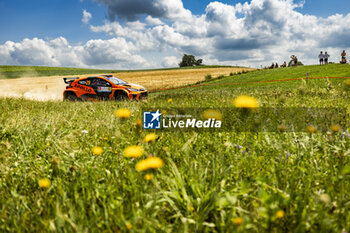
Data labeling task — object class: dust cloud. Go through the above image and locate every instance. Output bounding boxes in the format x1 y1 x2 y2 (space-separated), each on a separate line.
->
0 76 66 101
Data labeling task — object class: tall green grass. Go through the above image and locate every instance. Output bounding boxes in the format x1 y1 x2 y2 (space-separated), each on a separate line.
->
0 64 349 232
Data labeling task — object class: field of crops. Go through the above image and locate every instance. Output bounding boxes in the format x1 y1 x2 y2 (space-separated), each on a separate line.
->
0 66 252 101
0 65 245 79
0 64 350 232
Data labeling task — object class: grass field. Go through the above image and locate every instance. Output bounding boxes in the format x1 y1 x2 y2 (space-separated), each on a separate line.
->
0 64 350 232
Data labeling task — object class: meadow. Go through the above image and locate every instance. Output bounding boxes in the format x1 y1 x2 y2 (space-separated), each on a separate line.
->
0 64 349 232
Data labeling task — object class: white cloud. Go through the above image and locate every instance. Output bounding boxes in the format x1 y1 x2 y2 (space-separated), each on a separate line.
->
82 9 92 24
161 56 179 67
2 0 350 69
81 38 147 68
0 37 150 69
145 16 164 26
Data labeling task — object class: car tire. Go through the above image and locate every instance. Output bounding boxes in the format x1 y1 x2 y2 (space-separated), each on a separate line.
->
114 91 129 101
64 92 80 101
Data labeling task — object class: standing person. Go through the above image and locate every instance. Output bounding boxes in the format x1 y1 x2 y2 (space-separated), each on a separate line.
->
341 50 347 64
324 52 330 64
290 55 295 66
294 55 298 66
318 51 324 65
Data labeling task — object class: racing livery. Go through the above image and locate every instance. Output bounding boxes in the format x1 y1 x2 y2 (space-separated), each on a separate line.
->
63 75 148 101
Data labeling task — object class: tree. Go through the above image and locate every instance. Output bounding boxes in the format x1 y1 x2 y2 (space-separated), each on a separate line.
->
179 54 203 67
195 59 203 66
288 60 304 67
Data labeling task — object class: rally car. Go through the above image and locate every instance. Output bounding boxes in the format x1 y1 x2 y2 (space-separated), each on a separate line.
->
63 75 148 101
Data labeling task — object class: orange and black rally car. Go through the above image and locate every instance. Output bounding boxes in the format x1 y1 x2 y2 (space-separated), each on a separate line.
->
63 75 148 101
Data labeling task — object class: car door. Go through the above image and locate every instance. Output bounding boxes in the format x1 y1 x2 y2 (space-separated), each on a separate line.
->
90 78 112 99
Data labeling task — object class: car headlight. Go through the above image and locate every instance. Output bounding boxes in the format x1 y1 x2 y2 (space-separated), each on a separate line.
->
127 88 139 92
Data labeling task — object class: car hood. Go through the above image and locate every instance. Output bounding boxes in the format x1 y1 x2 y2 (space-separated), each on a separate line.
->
122 83 146 90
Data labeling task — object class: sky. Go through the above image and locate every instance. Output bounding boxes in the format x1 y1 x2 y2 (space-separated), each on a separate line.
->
0 0 350 69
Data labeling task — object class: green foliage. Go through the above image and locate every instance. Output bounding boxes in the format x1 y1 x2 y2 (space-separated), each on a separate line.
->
205 74 212 81
179 54 203 67
288 60 304 67
0 64 350 232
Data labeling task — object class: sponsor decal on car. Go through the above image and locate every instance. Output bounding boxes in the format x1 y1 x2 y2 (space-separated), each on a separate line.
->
97 87 112 92
72 83 93 93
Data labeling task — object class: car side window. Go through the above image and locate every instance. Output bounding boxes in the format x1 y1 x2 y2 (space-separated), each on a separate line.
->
78 79 88 85
90 78 96 86
97 79 111 87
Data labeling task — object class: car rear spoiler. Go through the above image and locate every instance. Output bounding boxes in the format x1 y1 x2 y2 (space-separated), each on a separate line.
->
63 77 79 84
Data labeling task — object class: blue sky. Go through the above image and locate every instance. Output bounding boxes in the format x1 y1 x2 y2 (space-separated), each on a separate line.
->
1 0 349 44
0 0 350 68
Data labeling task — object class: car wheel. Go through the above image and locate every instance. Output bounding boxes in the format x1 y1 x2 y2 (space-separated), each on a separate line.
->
114 91 129 101
64 92 80 101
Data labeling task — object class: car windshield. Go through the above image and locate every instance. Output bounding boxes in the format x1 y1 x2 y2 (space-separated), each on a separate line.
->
107 77 127 85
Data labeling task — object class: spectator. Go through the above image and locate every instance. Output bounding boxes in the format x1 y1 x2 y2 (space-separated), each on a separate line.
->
291 55 298 66
324 52 330 64
290 55 297 66
318 51 324 65
340 50 347 64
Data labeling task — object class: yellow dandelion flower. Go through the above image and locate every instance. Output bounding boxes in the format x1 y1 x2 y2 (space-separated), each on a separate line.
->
135 157 164 171
234 217 243 225
123 145 144 158
92 146 103 156
144 173 154 180
202 109 223 121
114 151 118 155
168 98 173 103
144 133 157 143
126 223 132 230
38 178 51 189
345 79 350 87
115 108 131 119
276 210 284 219
104 137 108 141
331 125 341 133
135 119 142 127
307 125 317 134
52 157 60 165
233 95 258 109
161 110 167 115
278 124 286 132
46 143 50 146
